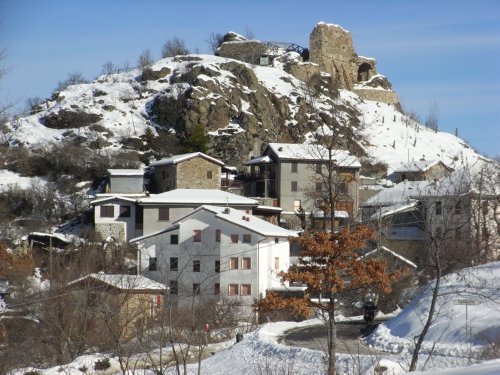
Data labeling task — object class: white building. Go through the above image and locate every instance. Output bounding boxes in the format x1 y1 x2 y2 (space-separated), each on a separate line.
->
131 205 297 311
91 189 259 242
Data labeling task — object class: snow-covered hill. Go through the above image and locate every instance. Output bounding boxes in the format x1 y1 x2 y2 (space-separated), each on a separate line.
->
4 54 489 173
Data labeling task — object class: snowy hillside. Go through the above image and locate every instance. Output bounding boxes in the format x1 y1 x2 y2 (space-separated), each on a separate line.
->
4 54 489 173
366 261 500 357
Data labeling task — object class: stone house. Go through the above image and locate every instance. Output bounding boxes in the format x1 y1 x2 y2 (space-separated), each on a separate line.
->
243 142 361 229
149 152 224 193
131 205 297 315
393 160 451 184
67 273 166 340
92 189 260 242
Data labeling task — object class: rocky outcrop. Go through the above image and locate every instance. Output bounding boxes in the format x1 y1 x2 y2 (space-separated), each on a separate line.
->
217 32 267 65
148 60 334 166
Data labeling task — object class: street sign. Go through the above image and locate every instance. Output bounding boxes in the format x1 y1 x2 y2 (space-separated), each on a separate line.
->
454 299 480 305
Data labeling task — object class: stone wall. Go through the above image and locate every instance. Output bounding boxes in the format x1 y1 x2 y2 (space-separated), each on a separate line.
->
218 40 267 65
176 157 222 189
283 62 321 85
95 222 126 242
352 88 400 106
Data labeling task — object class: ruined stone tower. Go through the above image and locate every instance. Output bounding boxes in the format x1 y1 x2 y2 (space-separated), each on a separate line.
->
310 22 399 106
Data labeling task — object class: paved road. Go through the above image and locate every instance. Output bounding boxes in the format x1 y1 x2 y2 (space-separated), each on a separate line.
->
281 320 388 355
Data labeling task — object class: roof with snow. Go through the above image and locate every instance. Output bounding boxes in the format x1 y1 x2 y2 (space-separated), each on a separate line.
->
363 246 417 268
310 210 349 218
244 155 273 166
90 196 139 205
415 165 500 198
132 205 297 243
394 160 441 173
107 168 143 176
370 201 420 220
68 273 166 292
362 180 429 207
149 152 224 167
139 189 259 206
264 143 361 168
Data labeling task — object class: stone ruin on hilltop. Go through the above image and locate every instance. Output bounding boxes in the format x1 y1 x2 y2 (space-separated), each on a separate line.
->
217 22 399 106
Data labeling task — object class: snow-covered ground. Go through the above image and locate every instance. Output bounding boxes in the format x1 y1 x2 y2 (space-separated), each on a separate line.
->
12 262 500 374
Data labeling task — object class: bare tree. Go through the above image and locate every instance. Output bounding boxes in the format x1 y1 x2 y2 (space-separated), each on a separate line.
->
408 163 499 371
162 37 190 58
55 71 89 92
425 100 439 133
102 61 118 75
206 32 224 54
137 49 154 69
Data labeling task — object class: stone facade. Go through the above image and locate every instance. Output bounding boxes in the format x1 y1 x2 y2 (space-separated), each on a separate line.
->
218 40 267 65
153 155 222 192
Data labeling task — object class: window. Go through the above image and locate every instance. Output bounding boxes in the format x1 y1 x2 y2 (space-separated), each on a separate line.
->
291 181 298 192
228 284 239 296
161 170 166 180
291 162 298 173
100 205 114 218
230 234 238 243
193 260 200 272
241 284 252 296
274 257 280 270
316 163 322 173
193 230 202 242
170 257 178 271
230 257 238 270
214 283 220 295
207 170 213 179
275 237 279 244
119 205 131 218
148 257 157 271
454 200 462 215
215 260 221 273
315 182 323 193
170 234 178 244
241 257 251 270
169 280 178 294
435 201 442 215
215 229 221 242
193 283 200 296
158 207 169 221
243 234 251 243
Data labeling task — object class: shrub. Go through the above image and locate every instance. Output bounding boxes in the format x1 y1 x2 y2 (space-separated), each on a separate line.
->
93 357 110 371
162 37 190 58
42 110 101 129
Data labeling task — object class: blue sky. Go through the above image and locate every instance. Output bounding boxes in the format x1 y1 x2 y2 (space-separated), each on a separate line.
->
1 0 499 157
